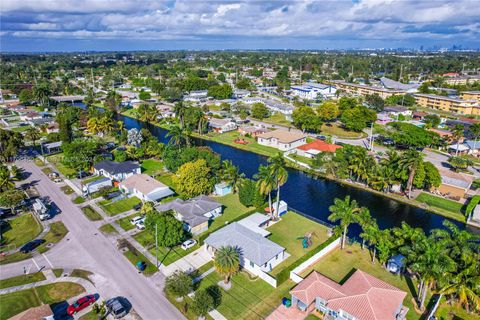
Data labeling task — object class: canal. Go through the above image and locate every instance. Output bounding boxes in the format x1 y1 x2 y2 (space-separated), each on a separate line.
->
113 112 471 237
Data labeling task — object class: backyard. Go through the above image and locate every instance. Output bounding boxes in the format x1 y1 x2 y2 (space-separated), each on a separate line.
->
208 193 254 232
0 213 42 248
266 212 331 276
99 196 141 216
415 192 465 221
141 159 164 176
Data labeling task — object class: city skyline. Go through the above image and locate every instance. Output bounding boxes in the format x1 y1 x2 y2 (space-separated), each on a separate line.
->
1 0 480 52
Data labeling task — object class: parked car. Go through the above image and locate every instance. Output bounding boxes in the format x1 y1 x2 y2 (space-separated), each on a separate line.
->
181 239 197 250
66 294 97 315
133 203 142 211
53 178 63 183
316 135 327 141
106 297 128 319
20 239 45 253
130 216 143 225
135 222 145 230
105 191 122 200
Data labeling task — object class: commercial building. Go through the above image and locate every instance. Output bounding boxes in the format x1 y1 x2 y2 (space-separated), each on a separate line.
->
443 75 480 86
414 93 479 115
460 91 480 104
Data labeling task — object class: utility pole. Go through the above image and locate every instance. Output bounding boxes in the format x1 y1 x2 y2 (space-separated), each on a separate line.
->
369 122 374 152
155 223 158 267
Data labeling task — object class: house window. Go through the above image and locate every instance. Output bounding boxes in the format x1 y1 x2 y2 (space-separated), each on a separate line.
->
250 261 255 268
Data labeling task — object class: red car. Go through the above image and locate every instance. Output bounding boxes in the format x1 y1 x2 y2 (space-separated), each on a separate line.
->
66 294 96 315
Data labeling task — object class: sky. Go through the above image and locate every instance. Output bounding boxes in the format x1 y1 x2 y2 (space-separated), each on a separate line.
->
1 0 480 52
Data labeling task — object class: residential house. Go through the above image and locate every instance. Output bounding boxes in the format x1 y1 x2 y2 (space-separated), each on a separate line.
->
41 141 62 155
208 118 237 133
233 89 251 99
376 112 392 125
204 220 286 277
291 83 337 100
46 122 60 133
257 130 307 151
184 90 209 102
93 160 141 182
238 125 268 137
119 174 174 202
295 140 342 158
10 304 53 320
435 168 473 199
156 104 175 119
154 195 222 234
290 269 408 320
384 106 413 118
19 111 42 122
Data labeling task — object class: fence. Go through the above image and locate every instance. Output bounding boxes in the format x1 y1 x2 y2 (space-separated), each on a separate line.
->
257 270 278 288
288 207 335 230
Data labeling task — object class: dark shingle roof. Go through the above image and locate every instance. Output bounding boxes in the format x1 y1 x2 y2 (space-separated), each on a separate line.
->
93 160 139 175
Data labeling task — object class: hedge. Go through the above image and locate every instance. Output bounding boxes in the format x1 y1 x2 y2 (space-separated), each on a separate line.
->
274 235 339 285
465 195 480 216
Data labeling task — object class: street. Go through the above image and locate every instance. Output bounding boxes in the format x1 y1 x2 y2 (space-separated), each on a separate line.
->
0 159 185 320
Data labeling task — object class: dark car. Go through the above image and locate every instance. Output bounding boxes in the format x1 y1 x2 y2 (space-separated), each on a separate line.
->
105 191 122 200
67 294 96 315
316 135 327 141
106 297 128 319
20 239 45 253
133 203 142 211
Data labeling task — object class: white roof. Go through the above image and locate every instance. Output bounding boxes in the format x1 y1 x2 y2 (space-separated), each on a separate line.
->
237 213 271 237
448 144 470 151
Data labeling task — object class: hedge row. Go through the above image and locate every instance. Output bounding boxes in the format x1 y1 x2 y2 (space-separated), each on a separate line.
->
465 195 480 216
274 235 339 285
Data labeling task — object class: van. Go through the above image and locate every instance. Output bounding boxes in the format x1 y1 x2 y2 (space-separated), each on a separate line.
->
106 297 127 319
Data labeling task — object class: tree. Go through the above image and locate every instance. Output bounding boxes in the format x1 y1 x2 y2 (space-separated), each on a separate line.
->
439 262 480 313
292 106 322 132
251 103 269 120
0 166 15 192
317 101 339 122
452 124 464 157
256 164 275 215
328 196 360 249
25 127 40 147
365 94 384 111
423 162 441 189
0 129 24 162
220 160 244 193
214 246 240 285
61 140 99 172
105 90 121 112
448 156 472 172
144 210 184 247
398 150 424 198
391 122 439 149
0 189 26 213
238 179 265 208
424 114 441 129
166 126 187 146
360 221 380 263
19 89 33 105
191 289 215 319
236 77 252 90
113 149 127 162
467 123 480 151
340 106 376 132
207 84 232 100
138 90 151 101
137 104 157 122
268 153 288 219
173 159 213 198
338 97 358 112
164 271 193 302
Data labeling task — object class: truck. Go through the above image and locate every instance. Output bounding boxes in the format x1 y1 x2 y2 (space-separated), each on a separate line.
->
33 198 51 221
82 177 112 196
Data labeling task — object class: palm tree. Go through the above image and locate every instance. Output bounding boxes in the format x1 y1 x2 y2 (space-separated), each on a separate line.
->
220 160 244 193
0 166 15 192
360 221 380 263
468 122 480 151
452 124 464 157
398 150 423 199
25 126 40 147
173 102 185 129
328 196 361 249
356 207 372 250
214 246 240 286
87 117 101 135
256 165 275 217
268 153 288 220
140 201 154 215
166 125 186 146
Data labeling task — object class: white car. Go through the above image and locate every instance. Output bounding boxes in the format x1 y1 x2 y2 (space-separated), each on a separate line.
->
130 216 143 225
181 239 197 250
135 222 145 230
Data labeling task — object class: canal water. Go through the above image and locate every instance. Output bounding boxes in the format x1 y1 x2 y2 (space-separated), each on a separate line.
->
113 112 471 237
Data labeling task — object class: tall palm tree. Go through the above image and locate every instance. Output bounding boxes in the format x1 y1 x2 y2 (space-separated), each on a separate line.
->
166 125 186 146
356 207 372 250
221 160 244 193
0 166 15 192
256 165 275 217
87 117 101 135
268 153 288 220
214 246 240 285
452 124 464 157
468 122 480 151
360 221 380 263
173 102 185 129
328 196 361 249
25 126 40 147
398 150 423 199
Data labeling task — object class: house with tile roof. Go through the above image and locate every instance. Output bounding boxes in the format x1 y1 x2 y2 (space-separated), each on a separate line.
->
290 270 408 320
257 129 307 151
295 140 342 158
119 174 174 202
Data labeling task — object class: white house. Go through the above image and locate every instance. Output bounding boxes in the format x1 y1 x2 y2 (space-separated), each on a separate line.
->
257 130 306 151
291 83 337 100
208 118 237 133
93 160 141 182
183 90 208 102
119 174 174 202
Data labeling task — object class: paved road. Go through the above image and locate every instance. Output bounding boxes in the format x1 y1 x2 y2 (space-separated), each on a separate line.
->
1 159 185 320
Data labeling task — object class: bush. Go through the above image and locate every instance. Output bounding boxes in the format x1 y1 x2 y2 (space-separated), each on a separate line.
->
238 179 265 207
465 195 480 216
191 289 215 317
164 271 193 299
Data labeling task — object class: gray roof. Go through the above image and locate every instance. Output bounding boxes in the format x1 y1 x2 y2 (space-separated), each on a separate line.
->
93 160 140 175
43 141 62 149
154 195 221 227
464 140 480 150
380 77 420 91
204 222 285 266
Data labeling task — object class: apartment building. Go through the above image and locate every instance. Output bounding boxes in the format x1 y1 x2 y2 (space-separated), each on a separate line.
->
443 75 480 86
331 80 405 99
414 93 480 115
460 91 480 104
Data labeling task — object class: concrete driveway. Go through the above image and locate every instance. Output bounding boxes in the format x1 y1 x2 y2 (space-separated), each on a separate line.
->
161 246 211 276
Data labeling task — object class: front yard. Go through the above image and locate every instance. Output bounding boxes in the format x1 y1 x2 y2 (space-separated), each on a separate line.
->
45 153 77 178
141 159 164 176
0 213 42 248
320 123 366 138
98 196 141 216
266 212 331 276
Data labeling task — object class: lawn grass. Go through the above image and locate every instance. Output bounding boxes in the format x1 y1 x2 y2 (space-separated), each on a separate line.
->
263 113 293 126
99 196 141 216
133 231 199 266
197 271 293 320
60 185 75 195
156 173 176 189
0 272 46 289
289 153 314 166
53 268 64 277
73 196 86 204
81 205 103 221
46 153 77 178
123 245 158 276
70 269 93 282
41 167 53 175
321 123 365 138
436 300 479 320
99 223 118 235
34 158 45 167
0 213 42 248
0 251 32 265
81 175 104 185
416 192 464 219
266 212 330 276
116 213 139 231
0 282 85 320
141 159 164 176
299 243 423 320
208 193 253 233
37 222 68 254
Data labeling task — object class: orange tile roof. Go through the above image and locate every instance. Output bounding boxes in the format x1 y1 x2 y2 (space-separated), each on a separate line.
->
296 140 342 153
291 270 407 320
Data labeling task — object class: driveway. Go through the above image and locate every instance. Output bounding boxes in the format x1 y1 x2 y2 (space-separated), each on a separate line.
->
161 246 211 276
0 158 185 320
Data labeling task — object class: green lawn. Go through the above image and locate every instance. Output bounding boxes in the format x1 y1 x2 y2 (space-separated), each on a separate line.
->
0 282 85 320
416 192 464 219
299 243 423 320
436 299 478 320
81 175 104 185
70 269 93 282
141 159 164 176
37 222 69 254
266 212 330 276
156 173 176 189
0 214 42 248
116 213 139 231
197 271 293 320
0 272 46 289
99 196 141 216
73 196 86 204
208 193 254 232
41 167 53 175
321 123 365 138
122 244 158 276
99 223 118 235
263 113 293 126
46 153 77 178
60 185 75 195
81 205 103 221
133 231 199 266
